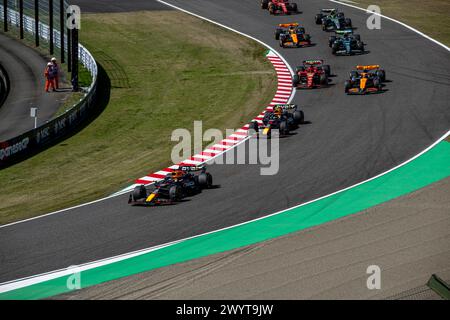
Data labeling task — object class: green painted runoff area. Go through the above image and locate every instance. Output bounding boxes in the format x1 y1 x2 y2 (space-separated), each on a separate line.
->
2 140 450 300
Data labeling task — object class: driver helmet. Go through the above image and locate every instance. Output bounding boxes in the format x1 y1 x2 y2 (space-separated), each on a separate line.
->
274 106 282 117
171 170 183 180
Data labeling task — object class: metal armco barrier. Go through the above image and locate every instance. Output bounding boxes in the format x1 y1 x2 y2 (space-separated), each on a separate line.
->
0 2 99 168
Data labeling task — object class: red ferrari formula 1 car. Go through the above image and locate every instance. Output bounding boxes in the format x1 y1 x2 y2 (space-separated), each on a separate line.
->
261 0 298 15
292 59 331 89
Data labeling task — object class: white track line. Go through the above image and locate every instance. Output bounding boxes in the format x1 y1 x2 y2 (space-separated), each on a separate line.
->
0 0 449 293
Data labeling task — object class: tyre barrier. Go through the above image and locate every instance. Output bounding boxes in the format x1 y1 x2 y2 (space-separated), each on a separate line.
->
0 4 101 169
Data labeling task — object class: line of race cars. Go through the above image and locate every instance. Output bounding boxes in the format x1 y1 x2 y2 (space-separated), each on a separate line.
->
268 6 387 94
129 4 388 207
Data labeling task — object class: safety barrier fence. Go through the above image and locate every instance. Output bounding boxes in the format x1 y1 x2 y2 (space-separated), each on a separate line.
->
0 1 99 168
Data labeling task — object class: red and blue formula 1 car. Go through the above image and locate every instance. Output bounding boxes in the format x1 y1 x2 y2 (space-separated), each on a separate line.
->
249 104 304 138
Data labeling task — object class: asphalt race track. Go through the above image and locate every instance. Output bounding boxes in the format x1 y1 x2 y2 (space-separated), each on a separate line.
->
0 33 63 141
0 0 449 283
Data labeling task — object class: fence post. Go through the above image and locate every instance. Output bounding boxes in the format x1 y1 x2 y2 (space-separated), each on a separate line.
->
19 0 24 39
67 11 71 72
35 0 39 47
49 0 54 54
60 0 64 63
3 0 7 32
71 28 79 91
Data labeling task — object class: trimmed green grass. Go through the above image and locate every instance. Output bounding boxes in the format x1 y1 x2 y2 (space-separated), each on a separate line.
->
0 11 276 225
349 0 450 46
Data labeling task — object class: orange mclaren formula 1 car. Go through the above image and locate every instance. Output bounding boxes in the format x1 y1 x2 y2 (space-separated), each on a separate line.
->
261 0 298 15
275 23 312 48
344 65 386 95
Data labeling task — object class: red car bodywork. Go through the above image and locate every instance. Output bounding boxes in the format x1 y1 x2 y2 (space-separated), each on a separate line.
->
293 60 329 89
261 0 297 15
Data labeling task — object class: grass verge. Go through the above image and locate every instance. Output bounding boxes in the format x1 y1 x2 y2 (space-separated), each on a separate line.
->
0 10 276 225
345 0 450 46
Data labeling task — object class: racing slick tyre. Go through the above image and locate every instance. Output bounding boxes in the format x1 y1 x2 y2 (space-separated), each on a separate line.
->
320 73 328 85
133 185 147 200
295 66 305 73
344 80 352 93
249 120 259 134
350 71 359 80
275 28 282 40
169 185 181 201
279 39 285 47
323 65 331 77
354 34 361 41
268 3 275 14
198 172 213 188
293 110 304 125
373 78 382 91
377 69 386 82
331 43 338 55
289 3 298 13
292 74 300 87
345 18 352 28
279 120 289 135
356 41 364 52
261 0 269 9
315 14 323 24
328 36 336 47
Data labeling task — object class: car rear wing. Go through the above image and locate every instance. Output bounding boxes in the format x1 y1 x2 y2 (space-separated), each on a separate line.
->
321 8 337 13
275 103 297 110
278 23 299 28
356 65 380 70
303 59 323 66
335 29 353 35
178 165 206 172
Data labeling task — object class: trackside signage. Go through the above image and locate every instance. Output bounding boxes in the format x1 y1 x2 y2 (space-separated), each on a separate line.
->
0 138 29 161
0 82 97 168
0 6 98 169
